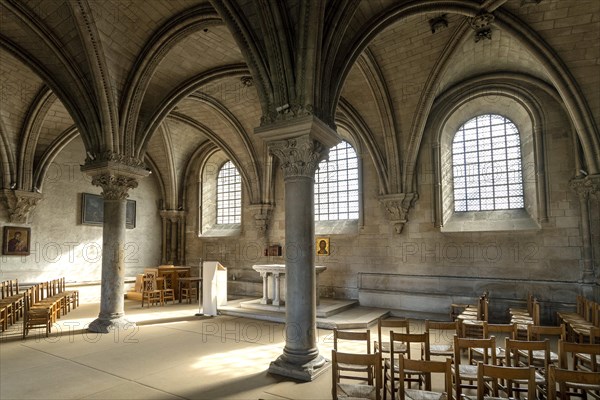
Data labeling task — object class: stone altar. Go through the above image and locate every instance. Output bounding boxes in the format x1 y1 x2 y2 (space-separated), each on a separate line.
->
252 264 327 306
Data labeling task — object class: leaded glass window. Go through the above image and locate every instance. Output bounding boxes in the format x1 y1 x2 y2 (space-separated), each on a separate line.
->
216 161 241 224
452 114 524 212
315 141 359 220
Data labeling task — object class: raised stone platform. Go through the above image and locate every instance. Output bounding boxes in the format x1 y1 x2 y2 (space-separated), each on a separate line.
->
219 297 388 329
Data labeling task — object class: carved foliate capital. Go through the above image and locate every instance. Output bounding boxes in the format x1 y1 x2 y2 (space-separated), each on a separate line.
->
248 203 274 234
82 158 150 200
469 12 494 42
91 174 139 200
570 175 600 200
1 189 43 223
268 136 328 179
379 192 419 234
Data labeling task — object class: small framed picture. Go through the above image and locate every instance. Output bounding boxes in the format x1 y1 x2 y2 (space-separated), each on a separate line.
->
81 193 136 229
2 226 31 256
316 237 330 256
81 193 103 225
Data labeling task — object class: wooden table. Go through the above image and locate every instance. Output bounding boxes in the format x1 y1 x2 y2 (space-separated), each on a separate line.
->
178 277 202 304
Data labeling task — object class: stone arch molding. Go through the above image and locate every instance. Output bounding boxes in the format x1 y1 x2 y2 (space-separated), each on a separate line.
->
428 72 559 231
333 0 600 180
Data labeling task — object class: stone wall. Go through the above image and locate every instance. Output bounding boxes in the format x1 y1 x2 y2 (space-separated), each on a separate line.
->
184 99 598 324
0 138 163 284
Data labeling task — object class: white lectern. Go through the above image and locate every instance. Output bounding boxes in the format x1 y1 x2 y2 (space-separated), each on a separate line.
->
202 261 227 316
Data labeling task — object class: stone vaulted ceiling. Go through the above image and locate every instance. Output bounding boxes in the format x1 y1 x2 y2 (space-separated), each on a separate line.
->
1 0 598 204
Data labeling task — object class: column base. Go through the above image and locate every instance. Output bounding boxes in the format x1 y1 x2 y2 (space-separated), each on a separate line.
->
268 354 330 382
88 316 136 333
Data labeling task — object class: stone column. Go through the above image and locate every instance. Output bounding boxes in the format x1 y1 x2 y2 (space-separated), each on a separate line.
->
82 159 149 333
256 116 340 381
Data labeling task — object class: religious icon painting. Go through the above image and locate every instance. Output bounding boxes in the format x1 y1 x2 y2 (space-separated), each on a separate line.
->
316 237 330 256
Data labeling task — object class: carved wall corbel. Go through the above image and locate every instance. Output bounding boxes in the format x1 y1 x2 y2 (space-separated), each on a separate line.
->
248 203 274 234
1 189 43 223
379 192 419 234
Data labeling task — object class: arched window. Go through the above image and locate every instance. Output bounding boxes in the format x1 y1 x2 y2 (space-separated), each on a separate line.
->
216 161 241 224
452 114 524 212
315 140 359 221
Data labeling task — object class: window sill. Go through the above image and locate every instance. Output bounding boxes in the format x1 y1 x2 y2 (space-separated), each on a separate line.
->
200 224 241 238
315 219 359 236
441 209 540 232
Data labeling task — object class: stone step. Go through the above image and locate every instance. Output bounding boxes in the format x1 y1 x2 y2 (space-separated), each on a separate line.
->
219 297 389 329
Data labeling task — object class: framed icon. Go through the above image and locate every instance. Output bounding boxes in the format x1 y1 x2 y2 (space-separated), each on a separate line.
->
316 237 330 256
2 226 31 256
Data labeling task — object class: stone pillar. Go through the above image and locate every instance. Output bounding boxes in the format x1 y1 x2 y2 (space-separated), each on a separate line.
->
256 116 340 381
82 159 149 333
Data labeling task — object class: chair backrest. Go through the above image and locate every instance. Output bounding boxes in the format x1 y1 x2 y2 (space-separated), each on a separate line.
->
390 331 430 360
558 339 600 371
484 323 517 339
454 335 497 366
547 364 600 400
397 357 452 397
144 268 159 281
505 338 550 371
461 320 486 338
425 320 458 348
478 294 489 321
331 350 382 400
477 361 536 398
527 324 566 341
333 329 371 354
142 275 157 292
377 318 409 346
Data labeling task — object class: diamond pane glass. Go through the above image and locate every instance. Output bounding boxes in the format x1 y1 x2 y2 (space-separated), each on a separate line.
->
452 114 524 211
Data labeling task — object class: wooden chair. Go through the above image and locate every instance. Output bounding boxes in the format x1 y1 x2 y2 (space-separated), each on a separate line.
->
375 318 410 359
527 324 566 364
333 329 372 383
397 357 452 400
425 320 458 359
512 299 541 339
453 335 497 398
384 332 429 400
547 364 600 400
332 350 382 400
160 282 176 305
505 337 550 396
476 361 537 399
471 323 516 363
141 275 162 307
559 340 600 373
180 279 198 303
22 291 52 338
